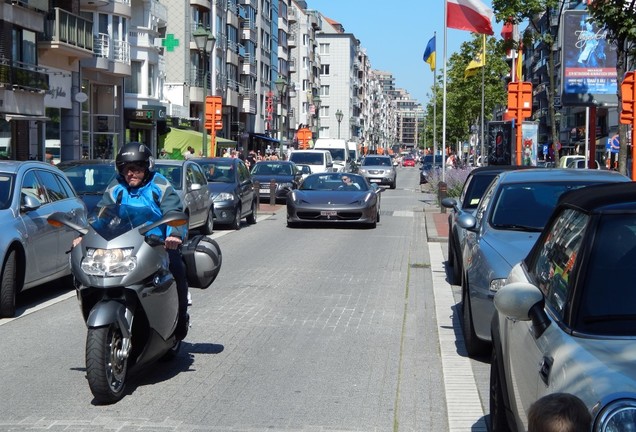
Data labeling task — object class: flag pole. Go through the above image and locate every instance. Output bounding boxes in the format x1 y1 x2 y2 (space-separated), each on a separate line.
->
442 0 448 182
480 34 485 166
433 31 438 159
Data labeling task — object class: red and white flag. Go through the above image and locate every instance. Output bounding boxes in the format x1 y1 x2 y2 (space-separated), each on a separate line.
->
447 0 494 35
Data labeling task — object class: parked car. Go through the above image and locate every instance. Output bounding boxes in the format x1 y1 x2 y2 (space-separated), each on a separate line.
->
490 181 636 432
251 160 302 203
566 158 602 169
402 156 416 167
441 165 523 284
296 164 312 181
0 161 87 317
57 160 117 211
456 168 630 357
286 172 382 228
419 155 444 184
153 159 215 235
358 155 396 189
191 157 257 230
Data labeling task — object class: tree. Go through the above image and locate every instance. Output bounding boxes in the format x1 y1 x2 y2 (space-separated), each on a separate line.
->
587 1 636 175
492 0 563 166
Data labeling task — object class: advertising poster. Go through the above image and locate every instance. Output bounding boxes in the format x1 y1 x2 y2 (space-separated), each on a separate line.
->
521 122 539 166
561 10 617 106
486 121 514 165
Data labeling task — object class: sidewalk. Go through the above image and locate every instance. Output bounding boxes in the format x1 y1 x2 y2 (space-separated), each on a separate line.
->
421 185 449 243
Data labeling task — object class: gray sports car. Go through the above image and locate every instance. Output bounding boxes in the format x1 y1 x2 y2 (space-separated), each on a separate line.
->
286 172 381 228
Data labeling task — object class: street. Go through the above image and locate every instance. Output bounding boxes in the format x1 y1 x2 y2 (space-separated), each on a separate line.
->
0 167 490 432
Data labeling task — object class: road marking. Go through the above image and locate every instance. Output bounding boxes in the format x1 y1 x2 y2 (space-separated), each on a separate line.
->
429 242 488 432
0 290 76 326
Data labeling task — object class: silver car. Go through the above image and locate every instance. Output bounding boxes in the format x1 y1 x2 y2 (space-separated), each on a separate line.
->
457 168 629 357
0 161 87 318
358 155 396 189
491 182 636 432
154 160 214 235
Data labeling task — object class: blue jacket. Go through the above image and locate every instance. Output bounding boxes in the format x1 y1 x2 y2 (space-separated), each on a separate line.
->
98 171 187 240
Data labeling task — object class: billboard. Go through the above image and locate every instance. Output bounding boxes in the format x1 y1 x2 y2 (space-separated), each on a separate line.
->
486 121 514 165
561 10 618 106
521 122 539 166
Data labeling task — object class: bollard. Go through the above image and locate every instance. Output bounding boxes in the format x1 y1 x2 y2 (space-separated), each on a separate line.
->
438 181 448 214
254 180 260 210
269 179 276 206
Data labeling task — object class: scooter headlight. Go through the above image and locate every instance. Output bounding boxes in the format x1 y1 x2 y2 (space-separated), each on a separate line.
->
81 248 136 277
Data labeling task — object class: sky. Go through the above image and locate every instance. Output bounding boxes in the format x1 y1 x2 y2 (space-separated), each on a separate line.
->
307 0 504 106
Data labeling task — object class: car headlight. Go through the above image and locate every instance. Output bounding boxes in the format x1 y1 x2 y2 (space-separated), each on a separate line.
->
81 248 136 277
594 399 636 432
489 278 507 293
214 192 235 202
359 168 367 174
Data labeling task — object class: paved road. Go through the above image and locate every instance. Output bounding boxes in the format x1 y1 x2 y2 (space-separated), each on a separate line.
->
0 166 490 432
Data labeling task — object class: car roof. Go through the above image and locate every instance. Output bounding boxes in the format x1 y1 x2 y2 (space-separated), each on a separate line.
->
496 168 629 184
469 165 524 175
0 160 62 173
557 182 636 212
57 159 114 167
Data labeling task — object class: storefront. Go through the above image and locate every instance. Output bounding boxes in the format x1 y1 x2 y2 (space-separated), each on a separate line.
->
125 105 167 157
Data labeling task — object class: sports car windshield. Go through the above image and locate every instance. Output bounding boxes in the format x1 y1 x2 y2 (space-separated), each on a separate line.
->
490 182 593 231
299 174 369 192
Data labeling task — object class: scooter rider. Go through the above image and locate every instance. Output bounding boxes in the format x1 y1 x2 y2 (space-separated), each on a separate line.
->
77 142 190 341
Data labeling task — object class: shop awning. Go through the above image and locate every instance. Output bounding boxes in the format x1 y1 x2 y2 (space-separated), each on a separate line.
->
250 133 279 144
160 128 237 157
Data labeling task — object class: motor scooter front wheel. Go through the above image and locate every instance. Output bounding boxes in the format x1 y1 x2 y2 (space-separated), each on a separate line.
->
85 324 128 404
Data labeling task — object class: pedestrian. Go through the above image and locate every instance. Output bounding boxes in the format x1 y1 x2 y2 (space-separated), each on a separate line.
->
73 142 190 341
183 146 194 159
528 393 591 432
159 148 169 159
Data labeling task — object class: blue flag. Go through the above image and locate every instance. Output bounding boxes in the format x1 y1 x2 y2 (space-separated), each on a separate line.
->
423 36 436 71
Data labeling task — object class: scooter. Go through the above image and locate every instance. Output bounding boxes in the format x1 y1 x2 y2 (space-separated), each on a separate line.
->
48 204 190 404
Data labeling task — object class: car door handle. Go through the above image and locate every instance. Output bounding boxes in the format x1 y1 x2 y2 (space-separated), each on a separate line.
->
539 356 553 386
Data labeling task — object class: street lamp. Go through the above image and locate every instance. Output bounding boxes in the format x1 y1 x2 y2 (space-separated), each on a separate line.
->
193 26 216 157
335 109 343 139
275 77 287 157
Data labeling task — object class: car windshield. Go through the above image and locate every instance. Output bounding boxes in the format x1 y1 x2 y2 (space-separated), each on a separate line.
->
252 163 293 176
578 214 636 335
290 153 324 165
59 164 116 195
0 173 14 210
362 157 391 167
154 166 183 189
198 161 235 183
463 173 499 210
325 148 346 162
490 182 593 231
299 173 369 191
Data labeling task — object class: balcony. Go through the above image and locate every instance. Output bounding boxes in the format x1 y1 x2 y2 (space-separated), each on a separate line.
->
288 8 297 23
40 8 94 60
82 33 131 76
149 0 168 27
288 33 297 47
11 0 49 13
0 58 49 93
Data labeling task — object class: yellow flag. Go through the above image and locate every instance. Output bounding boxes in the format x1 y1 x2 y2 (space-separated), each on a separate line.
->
516 46 523 81
465 34 486 79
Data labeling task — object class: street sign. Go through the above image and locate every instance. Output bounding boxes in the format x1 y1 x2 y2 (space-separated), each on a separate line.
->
620 71 635 125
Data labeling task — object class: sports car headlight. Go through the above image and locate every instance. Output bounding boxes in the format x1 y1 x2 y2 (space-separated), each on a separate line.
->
214 192 235 202
81 248 136 277
489 278 507 293
594 399 636 432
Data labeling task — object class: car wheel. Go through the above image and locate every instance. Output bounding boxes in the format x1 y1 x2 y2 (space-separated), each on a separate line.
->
462 283 489 357
232 205 241 230
451 243 462 286
201 207 214 235
0 249 17 318
447 234 455 268
246 199 257 224
490 346 512 432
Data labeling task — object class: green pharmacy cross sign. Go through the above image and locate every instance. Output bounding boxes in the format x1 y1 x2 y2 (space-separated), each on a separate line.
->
162 34 179 52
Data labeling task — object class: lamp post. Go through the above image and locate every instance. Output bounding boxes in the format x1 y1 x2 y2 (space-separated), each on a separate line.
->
275 76 287 157
335 109 343 139
193 26 216 157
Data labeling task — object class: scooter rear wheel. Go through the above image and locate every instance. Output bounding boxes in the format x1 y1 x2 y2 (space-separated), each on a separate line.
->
86 324 128 404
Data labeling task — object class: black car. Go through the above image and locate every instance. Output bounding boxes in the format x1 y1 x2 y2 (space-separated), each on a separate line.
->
191 157 257 230
56 160 117 211
419 155 444 184
251 160 302 203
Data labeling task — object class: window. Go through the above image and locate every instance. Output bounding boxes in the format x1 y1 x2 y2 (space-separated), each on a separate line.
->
321 64 330 75
319 43 329 55
12 28 37 65
320 85 329 96
125 61 141 94
37 170 72 202
148 64 156 97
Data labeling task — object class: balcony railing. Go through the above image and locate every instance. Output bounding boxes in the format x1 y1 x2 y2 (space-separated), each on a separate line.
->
42 8 93 52
0 58 49 92
190 69 212 89
94 33 130 64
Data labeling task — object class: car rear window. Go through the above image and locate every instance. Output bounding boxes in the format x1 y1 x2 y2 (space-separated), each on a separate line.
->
290 153 324 165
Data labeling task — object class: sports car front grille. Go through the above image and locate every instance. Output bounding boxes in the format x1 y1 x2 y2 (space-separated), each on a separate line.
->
296 211 363 221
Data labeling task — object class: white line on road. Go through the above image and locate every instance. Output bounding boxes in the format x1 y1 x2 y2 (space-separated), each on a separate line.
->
429 242 488 432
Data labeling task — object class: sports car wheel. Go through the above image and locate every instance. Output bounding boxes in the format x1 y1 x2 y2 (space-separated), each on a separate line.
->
462 284 489 357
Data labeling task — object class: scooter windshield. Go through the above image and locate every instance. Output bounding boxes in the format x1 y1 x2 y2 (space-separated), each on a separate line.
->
88 204 157 241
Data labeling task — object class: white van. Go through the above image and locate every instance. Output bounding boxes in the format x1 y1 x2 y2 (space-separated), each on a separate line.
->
313 138 351 172
347 141 360 164
289 150 334 173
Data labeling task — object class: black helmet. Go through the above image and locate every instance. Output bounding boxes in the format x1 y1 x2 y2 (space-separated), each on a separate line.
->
115 142 154 174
